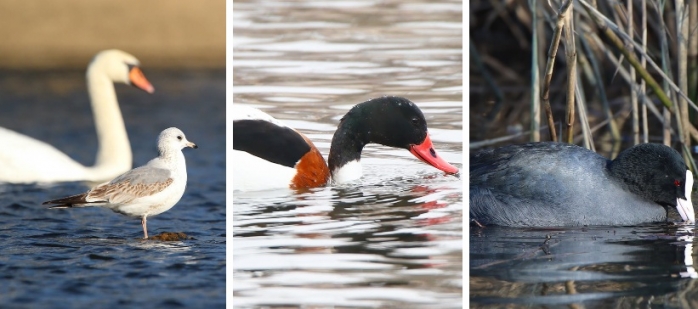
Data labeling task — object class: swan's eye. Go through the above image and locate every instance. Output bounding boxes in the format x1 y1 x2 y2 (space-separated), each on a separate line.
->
675 180 681 187
177 136 183 141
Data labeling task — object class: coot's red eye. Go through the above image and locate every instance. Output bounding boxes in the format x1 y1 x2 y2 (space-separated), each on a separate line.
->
675 180 681 186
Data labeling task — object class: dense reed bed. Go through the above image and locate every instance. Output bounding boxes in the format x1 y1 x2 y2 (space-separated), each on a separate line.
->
470 0 698 169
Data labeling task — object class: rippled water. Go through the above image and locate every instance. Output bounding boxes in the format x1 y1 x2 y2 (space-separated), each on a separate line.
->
470 222 698 308
233 0 463 307
0 69 225 308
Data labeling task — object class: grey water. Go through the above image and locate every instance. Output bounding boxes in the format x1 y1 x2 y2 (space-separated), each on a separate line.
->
233 0 463 307
0 69 225 308
470 222 698 308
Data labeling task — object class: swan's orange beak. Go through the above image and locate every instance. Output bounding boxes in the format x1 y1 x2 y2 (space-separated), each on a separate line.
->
409 135 459 174
129 66 155 94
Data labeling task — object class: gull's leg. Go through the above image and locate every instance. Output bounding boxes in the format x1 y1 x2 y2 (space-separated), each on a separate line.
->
142 216 148 239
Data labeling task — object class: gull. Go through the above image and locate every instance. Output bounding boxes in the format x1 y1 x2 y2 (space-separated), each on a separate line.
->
43 127 198 239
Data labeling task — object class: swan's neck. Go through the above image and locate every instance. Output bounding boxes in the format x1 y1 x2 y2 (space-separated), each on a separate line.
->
87 71 132 176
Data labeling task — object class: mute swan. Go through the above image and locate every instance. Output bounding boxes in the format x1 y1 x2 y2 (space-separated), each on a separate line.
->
0 49 154 184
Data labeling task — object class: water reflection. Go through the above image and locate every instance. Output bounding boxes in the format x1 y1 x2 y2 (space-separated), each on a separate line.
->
234 179 461 307
233 0 462 306
470 224 698 307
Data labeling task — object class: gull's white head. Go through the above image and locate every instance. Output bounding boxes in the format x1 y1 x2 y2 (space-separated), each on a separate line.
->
158 127 198 155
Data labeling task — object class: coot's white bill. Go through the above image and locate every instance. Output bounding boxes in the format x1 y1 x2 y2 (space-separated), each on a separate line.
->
677 170 695 224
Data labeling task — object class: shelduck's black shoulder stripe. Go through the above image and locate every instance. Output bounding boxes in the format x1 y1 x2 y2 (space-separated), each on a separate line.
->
233 119 310 168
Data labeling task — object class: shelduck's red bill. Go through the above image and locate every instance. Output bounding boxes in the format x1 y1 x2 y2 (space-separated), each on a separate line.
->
409 135 459 174
129 66 155 94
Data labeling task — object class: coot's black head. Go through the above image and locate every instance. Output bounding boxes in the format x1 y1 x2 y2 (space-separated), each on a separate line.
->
608 143 694 223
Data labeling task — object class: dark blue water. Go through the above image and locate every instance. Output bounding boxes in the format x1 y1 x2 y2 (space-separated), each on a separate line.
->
0 69 225 308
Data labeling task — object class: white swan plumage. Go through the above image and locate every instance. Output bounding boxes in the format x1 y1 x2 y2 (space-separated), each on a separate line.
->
0 49 154 184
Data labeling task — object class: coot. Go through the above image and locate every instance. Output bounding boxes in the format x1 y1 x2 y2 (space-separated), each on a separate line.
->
470 142 695 226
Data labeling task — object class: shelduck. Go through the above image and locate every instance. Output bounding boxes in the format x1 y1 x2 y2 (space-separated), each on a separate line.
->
233 96 459 191
0 49 154 184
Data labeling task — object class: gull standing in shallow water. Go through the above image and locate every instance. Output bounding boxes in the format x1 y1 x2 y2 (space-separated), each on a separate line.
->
43 127 198 239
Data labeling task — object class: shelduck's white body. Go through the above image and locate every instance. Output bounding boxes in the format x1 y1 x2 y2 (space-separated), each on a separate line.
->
232 149 298 191
232 105 329 191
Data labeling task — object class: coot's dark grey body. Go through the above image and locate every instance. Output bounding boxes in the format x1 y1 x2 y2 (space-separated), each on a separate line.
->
470 142 692 227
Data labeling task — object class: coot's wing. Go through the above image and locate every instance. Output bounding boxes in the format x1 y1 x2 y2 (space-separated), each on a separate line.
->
470 142 607 226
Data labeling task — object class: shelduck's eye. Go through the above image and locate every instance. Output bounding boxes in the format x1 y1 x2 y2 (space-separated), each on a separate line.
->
177 135 183 141
411 118 420 126
675 180 681 187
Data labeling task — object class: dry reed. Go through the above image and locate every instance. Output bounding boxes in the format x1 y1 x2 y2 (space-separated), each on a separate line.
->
470 0 698 171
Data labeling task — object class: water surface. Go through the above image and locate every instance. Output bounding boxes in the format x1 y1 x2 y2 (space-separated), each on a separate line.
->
0 69 225 308
233 0 463 307
470 222 698 308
